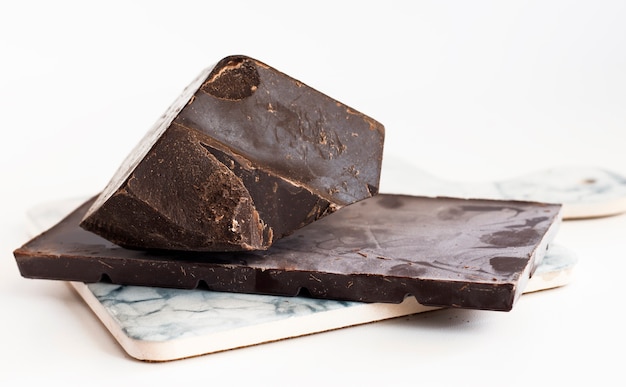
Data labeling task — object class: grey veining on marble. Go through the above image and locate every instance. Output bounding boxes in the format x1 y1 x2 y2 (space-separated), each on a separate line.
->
496 167 626 205
89 283 359 341
84 243 575 343
532 244 574 274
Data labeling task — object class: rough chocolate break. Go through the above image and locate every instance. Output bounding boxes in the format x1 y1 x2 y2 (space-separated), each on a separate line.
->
80 55 385 252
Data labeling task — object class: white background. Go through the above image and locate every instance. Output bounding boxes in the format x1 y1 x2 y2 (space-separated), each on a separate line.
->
1 1 625 385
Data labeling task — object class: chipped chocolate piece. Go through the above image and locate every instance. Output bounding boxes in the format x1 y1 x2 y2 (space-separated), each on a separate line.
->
79 55 385 252
15 194 562 311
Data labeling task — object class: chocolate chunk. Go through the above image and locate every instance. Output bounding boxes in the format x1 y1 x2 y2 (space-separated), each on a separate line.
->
15 194 562 311
79 55 385 252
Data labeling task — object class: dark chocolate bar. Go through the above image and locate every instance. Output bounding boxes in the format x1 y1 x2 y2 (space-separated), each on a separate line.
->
15 194 561 311
80 55 385 252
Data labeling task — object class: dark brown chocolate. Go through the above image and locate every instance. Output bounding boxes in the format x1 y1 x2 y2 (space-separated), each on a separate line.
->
80 55 385 252
15 194 562 311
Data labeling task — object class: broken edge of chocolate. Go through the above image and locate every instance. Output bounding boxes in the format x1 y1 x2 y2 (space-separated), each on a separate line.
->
79 55 385 252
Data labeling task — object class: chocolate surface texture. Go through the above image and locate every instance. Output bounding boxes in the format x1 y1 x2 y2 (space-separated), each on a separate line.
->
79 55 385 252
15 194 562 311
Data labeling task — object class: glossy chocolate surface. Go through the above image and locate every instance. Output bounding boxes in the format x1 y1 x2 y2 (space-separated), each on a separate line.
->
79 55 385 251
15 194 561 311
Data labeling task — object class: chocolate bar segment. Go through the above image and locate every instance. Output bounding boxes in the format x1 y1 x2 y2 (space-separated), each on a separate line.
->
15 194 562 311
79 55 385 251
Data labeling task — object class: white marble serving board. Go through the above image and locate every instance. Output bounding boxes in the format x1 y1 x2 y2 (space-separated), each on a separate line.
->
68 244 575 361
